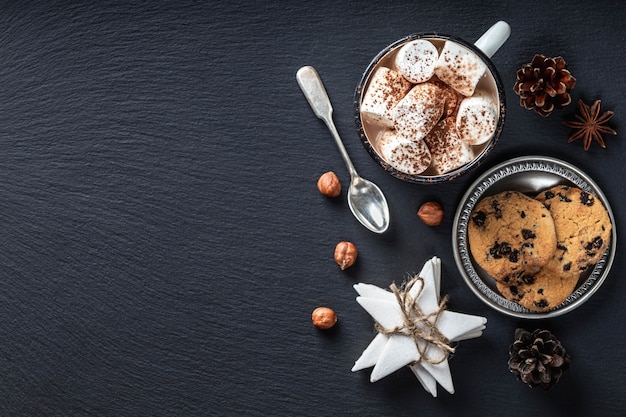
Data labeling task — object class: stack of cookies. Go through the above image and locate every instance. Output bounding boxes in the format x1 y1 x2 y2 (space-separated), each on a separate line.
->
468 186 612 312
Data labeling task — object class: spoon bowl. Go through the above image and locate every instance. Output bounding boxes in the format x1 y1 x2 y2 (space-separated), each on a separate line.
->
297 66 390 233
348 176 389 233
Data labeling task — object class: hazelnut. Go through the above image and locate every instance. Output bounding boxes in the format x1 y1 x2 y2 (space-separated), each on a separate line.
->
317 171 342 197
334 241 357 270
417 201 444 226
312 307 337 330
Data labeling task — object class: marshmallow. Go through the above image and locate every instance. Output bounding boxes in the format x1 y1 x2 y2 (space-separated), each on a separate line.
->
432 79 463 117
434 41 488 97
456 93 498 145
360 67 412 128
378 130 432 175
423 117 474 175
394 40 438 83
393 82 444 142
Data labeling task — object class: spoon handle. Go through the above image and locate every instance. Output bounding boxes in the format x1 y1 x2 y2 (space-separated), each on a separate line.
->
296 66 358 178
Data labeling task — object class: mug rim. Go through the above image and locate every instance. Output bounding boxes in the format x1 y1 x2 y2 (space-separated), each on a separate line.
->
354 33 507 184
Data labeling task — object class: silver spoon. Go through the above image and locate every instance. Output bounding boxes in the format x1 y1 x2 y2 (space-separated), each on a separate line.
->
296 66 390 233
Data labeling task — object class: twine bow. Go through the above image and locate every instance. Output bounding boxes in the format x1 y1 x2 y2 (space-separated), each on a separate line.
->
375 276 455 365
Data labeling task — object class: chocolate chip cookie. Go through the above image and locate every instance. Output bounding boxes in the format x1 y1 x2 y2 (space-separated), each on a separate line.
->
468 191 557 282
496 256 581 312
535 185 612 273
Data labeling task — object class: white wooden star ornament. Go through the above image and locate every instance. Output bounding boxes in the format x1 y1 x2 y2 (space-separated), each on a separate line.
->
352 256 487 397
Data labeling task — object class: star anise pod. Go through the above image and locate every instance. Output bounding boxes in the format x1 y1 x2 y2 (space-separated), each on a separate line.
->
563 99 617 151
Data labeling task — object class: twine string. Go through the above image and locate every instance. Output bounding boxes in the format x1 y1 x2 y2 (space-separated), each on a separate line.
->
375 276 455 365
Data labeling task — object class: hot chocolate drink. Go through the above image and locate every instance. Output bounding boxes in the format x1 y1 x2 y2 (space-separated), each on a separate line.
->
358 36 502 178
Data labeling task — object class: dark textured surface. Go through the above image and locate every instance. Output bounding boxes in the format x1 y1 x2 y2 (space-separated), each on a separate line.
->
0 1 624 416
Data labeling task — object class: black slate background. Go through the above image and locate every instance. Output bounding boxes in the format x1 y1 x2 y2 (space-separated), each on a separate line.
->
0 1 624 416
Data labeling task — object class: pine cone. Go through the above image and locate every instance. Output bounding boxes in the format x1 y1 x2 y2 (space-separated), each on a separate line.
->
508 328 571 390
513 54 576 117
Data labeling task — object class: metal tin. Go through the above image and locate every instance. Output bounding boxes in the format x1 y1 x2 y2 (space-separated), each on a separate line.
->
452 156 616 318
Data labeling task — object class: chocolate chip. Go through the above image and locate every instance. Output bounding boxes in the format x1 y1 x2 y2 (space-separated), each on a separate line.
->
521 274 535 284
509 285 518 295
508 249 519 263
557 192 572 202
534 299 549 309
522 229 536 239
544 191 555 200
584 237 603 251
538 288 544 295
580 191 594 206
520 210 526 218
471 211 486 227
490 200 502 218
563 262 571 271
489 241 512 259
557 243 568 252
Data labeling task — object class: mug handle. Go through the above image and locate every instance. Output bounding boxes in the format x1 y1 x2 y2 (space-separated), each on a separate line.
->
474 21 511 58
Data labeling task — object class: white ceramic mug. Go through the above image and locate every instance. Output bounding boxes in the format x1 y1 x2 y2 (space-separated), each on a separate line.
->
355 21 511 184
